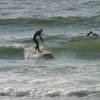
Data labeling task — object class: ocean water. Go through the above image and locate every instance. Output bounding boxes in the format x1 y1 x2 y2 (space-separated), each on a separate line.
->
0 0 100 100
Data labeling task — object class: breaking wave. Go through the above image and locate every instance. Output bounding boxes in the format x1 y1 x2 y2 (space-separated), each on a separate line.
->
0 35 100 59
0 84 100 97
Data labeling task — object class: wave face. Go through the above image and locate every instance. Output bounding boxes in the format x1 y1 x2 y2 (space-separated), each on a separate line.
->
0 16 100 27
0 35 100 60
0 44 24 59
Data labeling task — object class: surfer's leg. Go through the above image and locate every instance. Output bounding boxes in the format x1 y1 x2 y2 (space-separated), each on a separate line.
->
34 39 38 52
37 43 41 52
34 39 41 52
35 43 41 52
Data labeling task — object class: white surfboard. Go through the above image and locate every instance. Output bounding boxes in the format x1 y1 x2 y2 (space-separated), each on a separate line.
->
24 46 53 59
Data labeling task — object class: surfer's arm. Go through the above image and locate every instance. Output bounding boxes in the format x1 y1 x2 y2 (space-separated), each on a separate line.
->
39 34 44 43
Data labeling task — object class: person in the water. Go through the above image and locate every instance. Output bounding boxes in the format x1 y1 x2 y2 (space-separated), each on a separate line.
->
87 31 93 37
93 33 99 37
33 29 44 52
87 31 99 37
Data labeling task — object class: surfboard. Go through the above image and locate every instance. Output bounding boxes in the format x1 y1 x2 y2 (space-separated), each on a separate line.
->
24 46 53 59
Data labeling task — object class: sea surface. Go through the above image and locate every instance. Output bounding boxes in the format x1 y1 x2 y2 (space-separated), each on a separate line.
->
0 0 100 100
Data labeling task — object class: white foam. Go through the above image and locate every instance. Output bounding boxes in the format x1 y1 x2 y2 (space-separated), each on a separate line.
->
0 82 100 97
0 43 24 48
0 72 100 97
24 45 53 59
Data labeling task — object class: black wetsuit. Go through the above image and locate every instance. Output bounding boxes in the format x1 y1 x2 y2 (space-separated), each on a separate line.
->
87 32 93 36
87 31 99 37
93 33 99 37
33 30 43 52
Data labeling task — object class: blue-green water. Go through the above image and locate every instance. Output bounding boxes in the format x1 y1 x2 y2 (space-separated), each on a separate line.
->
0 0 100 100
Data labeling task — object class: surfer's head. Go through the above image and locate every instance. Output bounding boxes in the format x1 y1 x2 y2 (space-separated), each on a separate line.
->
40 28 43 33
89 31 93 34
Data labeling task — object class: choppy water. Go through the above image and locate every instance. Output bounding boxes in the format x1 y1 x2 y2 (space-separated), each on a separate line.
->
0 0 100 100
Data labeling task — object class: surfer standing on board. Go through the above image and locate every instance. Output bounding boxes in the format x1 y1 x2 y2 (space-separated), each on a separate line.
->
33 29 44 52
